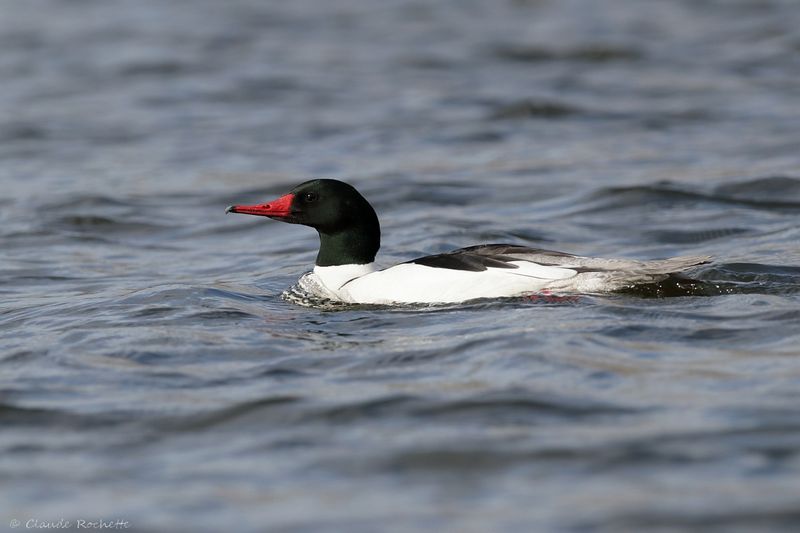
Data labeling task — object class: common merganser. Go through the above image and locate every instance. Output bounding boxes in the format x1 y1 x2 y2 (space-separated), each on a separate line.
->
226 179 711 304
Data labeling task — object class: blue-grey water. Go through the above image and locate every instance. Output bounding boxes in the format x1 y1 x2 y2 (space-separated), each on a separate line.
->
2 0 800 531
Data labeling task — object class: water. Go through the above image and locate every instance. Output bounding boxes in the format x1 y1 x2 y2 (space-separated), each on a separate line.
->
2 0 800 531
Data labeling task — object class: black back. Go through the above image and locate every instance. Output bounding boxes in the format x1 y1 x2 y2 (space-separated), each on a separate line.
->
408 244 577 272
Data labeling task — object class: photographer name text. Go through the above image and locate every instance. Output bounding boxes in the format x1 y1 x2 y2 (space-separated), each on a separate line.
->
10 518 131 530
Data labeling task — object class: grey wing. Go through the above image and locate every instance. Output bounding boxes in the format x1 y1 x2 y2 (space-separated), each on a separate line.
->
458 244 711 274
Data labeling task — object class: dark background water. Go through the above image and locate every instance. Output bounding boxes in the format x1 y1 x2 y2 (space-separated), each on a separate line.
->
2 0 800 531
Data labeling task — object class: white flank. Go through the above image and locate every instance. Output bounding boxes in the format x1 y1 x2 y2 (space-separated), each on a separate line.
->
301 255 710 305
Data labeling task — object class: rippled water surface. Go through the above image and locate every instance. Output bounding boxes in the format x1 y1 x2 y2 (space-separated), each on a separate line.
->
2 0 800 531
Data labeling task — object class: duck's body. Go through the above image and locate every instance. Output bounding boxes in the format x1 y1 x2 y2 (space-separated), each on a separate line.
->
227 179 710 305
299 245 709 304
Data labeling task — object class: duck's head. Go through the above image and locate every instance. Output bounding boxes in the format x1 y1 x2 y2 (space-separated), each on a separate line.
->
226 179 380 266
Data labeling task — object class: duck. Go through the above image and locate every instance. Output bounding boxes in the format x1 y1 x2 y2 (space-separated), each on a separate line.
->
226 179 711 304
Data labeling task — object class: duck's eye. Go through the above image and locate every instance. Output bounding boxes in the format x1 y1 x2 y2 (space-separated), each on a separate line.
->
303 192 318 203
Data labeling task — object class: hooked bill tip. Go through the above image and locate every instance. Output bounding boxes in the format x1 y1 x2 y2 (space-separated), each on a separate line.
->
225 205 235 214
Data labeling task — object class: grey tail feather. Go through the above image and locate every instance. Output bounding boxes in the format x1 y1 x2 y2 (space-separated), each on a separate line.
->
638 255 712 274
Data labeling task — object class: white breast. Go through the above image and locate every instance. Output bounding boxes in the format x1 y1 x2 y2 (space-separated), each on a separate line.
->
313 263 376 289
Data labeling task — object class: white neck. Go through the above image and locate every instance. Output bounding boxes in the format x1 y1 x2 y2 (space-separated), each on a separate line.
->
313 263 376 291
